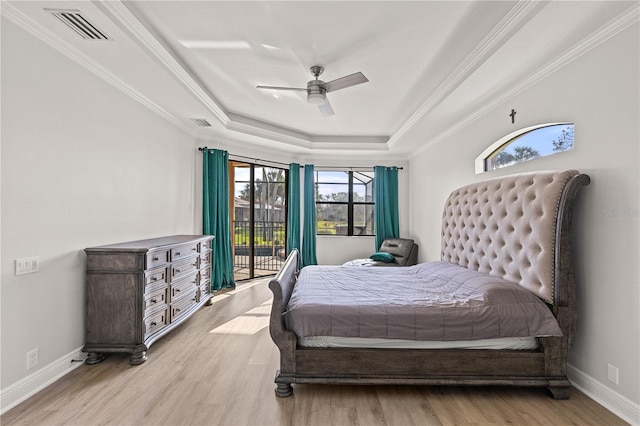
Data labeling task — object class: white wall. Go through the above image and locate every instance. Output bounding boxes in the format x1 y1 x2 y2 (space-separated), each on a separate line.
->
407 22 639 420
1 18 197 410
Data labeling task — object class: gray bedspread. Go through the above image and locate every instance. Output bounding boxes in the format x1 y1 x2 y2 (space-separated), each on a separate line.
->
283 261 562 341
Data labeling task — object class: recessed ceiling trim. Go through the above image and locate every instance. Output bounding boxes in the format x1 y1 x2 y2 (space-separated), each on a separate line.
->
95 1 230 126
179 40 252 49
414 3 640 157
307 142 390 152
99 0 391 151
1 2 197 140
223 114 389 150
7 1 633 158
388 0 546 148
309 135 389 144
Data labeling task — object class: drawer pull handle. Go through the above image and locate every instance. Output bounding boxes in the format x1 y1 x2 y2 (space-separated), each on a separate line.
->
150 321 157 326
175 269 181 273
175 288 181 292
176 308 181 313
175 252 181 256
152 257 159 261
150 298 157 303
150 277 157 281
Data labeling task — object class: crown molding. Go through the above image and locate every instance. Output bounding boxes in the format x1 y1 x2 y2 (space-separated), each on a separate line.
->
387 0 546 149
96 1 390 151
94 0 230 127
414 2 640 156
6 1 635 157
1 1 197 139
3 0 389 153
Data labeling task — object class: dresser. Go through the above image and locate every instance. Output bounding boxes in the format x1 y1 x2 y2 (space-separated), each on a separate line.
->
83 235 214 365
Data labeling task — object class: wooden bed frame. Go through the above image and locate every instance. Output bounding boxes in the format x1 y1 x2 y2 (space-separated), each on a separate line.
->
268 171 590 399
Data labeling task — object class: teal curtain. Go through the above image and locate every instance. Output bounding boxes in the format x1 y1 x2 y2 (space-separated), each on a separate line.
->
203 149 235 290
286 163 301 266
301 164 317 267
374 166 400 250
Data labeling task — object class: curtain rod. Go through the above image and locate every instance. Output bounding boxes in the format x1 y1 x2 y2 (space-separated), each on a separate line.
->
198 147 403 170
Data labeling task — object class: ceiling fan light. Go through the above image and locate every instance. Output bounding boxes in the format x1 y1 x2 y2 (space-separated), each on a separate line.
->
307 92 326 105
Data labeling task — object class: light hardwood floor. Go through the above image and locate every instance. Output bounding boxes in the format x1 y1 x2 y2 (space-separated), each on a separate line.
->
1 278 627 426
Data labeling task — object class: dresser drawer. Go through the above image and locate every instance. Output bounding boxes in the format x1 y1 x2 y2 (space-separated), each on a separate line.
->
199 278 211 298
144 286 168 313
171 256 200 281
199 251 211 267
200 265 211 281
171 242 199 262
144 308 168 337
146 249 169 269
170 271 198 300
171 292 198 321
200 238 212 251
145 267 168 290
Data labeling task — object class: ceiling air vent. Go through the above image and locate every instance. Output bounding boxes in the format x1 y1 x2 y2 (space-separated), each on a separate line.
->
191 119 212 127
46 9 110 40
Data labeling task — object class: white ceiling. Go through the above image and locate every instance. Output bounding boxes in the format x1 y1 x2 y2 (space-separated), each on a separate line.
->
3 1 638 158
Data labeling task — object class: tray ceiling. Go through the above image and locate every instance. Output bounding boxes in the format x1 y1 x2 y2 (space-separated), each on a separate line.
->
3 1 637 158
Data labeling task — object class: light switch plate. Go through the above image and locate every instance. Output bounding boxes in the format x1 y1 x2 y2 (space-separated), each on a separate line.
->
15 257 39 275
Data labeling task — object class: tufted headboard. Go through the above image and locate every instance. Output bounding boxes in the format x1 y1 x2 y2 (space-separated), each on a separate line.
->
441 170 590 304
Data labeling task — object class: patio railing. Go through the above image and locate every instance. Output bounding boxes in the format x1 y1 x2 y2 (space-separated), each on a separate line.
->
233 220 286 278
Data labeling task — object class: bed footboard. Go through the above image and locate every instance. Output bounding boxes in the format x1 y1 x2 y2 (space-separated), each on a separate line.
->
268 249 299 397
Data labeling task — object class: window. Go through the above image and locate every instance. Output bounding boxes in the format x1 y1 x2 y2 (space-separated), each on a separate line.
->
475 123 574 173
315 170 374 236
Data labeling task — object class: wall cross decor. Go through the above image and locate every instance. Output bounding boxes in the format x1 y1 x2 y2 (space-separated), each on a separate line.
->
510 109 517 123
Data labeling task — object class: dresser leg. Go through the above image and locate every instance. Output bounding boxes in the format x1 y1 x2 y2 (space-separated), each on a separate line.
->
275 383 293 398
129 351 148 365
84 352 106 365
204 295 214 306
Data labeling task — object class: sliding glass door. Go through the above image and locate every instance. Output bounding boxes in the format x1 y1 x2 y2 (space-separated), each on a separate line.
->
231 161 287 281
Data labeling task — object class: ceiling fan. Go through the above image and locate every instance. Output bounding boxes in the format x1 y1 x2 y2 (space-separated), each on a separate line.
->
256 65 369 117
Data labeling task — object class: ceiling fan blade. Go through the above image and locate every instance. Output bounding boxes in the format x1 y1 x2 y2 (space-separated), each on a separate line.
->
323 72 369 92
318 98 335 117
256 85 307 91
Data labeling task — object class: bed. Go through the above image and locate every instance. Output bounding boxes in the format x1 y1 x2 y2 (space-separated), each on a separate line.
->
268 170 590 399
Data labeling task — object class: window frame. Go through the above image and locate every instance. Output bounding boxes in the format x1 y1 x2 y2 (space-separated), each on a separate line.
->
314 170 375 236
475 122 574 174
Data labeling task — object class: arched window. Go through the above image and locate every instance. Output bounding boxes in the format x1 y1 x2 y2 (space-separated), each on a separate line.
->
475 123 574 173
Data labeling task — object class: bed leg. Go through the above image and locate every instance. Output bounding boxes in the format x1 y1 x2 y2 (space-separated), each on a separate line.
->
548 385 571 399
275 383 293 398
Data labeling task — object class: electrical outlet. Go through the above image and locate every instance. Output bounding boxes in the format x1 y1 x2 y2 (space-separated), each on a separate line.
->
607 363 619 385
15 257 40 276
27 348 39 370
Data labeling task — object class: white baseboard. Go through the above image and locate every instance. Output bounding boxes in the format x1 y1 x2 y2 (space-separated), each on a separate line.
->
0 347 86 415
568 364 640 425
